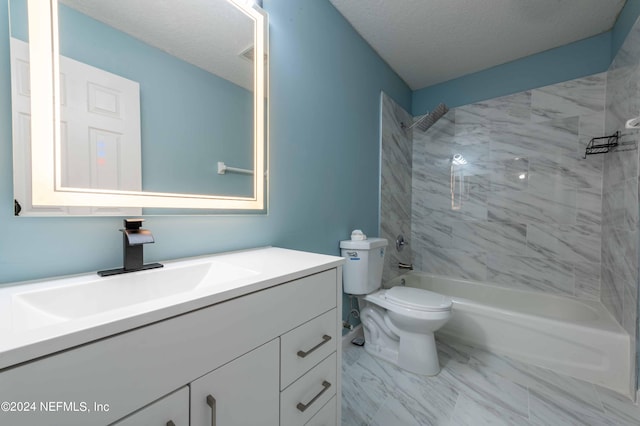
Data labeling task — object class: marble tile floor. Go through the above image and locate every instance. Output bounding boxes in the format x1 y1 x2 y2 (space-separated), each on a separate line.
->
342 335 640 425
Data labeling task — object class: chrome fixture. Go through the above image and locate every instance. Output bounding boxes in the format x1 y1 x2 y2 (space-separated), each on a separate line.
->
626 116 640 129
398 262 413 270
396 234 407 252
452 153 467 165
98 219 163 276
401 103 449 132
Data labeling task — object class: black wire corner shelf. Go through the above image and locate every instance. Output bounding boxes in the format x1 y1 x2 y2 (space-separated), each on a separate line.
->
584 131 620 159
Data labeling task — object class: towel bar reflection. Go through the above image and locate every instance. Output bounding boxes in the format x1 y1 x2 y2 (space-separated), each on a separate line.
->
217 161 253 175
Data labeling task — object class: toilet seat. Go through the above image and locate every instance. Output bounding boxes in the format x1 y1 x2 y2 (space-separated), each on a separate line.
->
384 286 452 312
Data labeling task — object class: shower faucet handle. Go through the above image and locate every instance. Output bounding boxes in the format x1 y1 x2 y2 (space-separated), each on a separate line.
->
396 234 407 252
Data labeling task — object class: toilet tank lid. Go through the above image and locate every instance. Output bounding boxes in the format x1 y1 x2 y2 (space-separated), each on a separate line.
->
340 237 388 250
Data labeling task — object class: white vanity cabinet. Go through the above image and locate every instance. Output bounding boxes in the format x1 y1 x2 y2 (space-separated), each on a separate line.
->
111 387 189 426
190 339 280 426
0 254 343 426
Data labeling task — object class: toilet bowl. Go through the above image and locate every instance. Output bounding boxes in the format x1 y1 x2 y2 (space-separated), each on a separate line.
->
340 237 453 376
361 286 451 375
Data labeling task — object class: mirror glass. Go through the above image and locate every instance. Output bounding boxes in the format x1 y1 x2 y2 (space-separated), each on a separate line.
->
9 0 267 215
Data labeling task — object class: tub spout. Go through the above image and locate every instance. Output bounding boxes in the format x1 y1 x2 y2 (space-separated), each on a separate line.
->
398 262 413 270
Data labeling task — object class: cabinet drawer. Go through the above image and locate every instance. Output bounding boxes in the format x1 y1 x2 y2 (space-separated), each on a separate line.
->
280 353 337 426
281 309 337 389
112 387 188 426
305 396 336 426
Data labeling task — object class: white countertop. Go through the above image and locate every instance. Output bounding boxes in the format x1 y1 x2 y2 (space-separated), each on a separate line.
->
0 247 344 371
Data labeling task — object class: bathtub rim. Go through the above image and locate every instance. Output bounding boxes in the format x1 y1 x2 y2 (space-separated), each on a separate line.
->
390 270 628 336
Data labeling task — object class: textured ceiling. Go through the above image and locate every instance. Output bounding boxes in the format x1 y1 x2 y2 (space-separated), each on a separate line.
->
329 0 626 90
60 0 254 90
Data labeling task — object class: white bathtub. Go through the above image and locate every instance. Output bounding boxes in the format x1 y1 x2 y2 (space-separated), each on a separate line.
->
388 271 632 396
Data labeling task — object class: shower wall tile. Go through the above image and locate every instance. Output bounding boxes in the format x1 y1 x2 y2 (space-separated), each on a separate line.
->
489 118 578 166
602 184 627 226
456 91 531 130
602 17 640 344
486 253 575 296
579 112 605 156
413 244 487 282
575 188 602 228
526 224 600 264
602 225 637 290
410 73 606 301
380 93 413 284
601 266 624 324
454 109 492 137
605 67 639 134
413 173 489 221
451 221 527 255
622 177 639 232
489 158 529 192
624 281 637 336
600 13 640 363
603 142 639 185
531 73 606 123
529 154 602 191
574 261 601 300
487 187 576 225
411 210 452 249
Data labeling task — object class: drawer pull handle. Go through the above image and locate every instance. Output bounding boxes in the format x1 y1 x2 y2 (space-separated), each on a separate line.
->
206 394 216 426
297 335 331 358
296 380 331 412
166 422 176 426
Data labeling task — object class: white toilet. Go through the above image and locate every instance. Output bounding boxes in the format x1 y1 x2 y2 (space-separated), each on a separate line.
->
340 237 452 376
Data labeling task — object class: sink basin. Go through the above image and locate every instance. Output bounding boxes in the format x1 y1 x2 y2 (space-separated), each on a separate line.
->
11 260 258 330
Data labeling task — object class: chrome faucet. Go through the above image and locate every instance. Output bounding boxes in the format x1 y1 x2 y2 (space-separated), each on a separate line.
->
98 219 163 277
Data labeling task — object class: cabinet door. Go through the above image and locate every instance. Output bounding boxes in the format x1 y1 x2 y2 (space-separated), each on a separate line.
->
191 339 279 426
112 387 188 426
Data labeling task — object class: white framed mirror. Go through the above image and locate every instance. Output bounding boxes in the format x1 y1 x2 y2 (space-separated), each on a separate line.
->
11 0 267 214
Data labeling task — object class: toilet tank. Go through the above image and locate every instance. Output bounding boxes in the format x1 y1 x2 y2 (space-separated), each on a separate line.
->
340 238 388 295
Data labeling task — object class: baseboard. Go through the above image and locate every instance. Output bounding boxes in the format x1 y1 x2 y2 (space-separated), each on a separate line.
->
342 324 363 352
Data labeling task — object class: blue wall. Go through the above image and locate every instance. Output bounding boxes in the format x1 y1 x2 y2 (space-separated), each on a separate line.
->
413 0 640 115
0 0 411 283
612 0 640 57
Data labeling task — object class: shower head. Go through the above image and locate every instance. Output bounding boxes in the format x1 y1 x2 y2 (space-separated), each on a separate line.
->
402 103 450 132
415 103 449 132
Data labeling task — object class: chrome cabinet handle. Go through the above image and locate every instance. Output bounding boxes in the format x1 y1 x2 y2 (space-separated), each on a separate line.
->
166 421 176 426
297 335 331 358
206 394 216 426
296 380 331 412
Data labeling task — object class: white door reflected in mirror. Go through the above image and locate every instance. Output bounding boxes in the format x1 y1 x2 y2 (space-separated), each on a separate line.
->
11 38 142 216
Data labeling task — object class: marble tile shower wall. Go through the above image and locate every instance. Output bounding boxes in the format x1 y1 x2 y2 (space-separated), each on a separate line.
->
411 73 606 300
602 15 640 354
380 93 413 284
